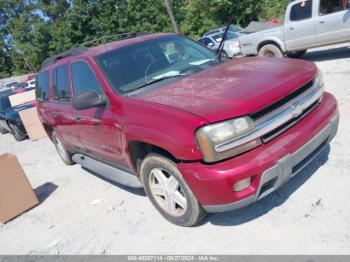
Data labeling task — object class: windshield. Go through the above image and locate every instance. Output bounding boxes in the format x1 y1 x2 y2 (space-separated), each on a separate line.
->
212 32 238 43
95 35 218 94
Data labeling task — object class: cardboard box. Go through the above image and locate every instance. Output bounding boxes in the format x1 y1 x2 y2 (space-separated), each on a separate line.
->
0 154 39 224
18 107 47 141
8 89 36 107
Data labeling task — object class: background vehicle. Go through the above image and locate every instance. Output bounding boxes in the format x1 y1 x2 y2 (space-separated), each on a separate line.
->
204 25 243 36
37 33 338 227
0 89 34 140
197 31 241 57
239 0 350 58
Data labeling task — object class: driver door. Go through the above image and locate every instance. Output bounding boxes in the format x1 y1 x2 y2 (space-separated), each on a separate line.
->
71 60 123 164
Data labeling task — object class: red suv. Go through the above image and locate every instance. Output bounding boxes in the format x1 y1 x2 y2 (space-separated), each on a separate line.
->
36 33 339 226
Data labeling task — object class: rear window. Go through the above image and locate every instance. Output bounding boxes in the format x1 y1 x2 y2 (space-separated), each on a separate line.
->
212 32 238 43
36 71 50 101
290 0 313 21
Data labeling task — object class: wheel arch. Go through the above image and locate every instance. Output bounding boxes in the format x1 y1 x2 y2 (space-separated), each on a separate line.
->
257 39 285 53
128 140 178 176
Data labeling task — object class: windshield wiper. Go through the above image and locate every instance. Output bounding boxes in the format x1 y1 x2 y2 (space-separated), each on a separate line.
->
126 73 190 94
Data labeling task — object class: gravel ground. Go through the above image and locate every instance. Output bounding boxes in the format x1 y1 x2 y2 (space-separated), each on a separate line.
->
0 44 350 255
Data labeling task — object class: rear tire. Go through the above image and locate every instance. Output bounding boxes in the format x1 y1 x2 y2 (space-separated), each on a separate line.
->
258 44 283 58
9 123 26 141
140 154 207 227
52 131 74 165
287 50 307 59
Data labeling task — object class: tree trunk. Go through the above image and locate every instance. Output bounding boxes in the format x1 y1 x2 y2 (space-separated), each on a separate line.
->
163 0 179 33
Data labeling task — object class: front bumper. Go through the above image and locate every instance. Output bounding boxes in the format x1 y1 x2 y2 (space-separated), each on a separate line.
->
203 112 338 212
177 93 339 212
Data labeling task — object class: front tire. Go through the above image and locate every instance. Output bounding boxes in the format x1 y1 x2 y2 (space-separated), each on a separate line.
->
140 154 206 227
9 123 26 141
258 44 283 58
52 131 74 165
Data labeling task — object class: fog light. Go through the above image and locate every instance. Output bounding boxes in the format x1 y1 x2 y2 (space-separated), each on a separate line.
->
233 177 251 192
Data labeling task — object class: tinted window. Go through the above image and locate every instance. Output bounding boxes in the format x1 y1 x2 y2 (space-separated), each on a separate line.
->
320 0 348 15
203 37 215 46
53 64 71 102
290 0 313 21
36 71 50 101
212 32 238 43
71 61 103 97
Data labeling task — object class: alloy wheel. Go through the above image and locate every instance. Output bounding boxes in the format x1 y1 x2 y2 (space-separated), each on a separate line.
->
148 168 187 217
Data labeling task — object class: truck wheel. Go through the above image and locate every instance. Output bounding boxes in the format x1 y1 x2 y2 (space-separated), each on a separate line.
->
287 50 307 59
140 154 207 227
52 131 74 165
9 123 26 141
258 44 283 58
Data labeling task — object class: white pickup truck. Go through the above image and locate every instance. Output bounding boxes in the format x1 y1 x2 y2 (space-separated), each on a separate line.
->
239 0 350 58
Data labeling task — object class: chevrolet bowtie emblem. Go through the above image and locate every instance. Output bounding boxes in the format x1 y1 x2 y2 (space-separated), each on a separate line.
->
291 104 304 118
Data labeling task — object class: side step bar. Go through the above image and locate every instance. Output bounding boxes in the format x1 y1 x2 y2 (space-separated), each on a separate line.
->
72 154 143 188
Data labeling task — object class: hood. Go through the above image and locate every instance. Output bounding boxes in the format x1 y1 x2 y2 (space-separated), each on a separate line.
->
134 57 317 123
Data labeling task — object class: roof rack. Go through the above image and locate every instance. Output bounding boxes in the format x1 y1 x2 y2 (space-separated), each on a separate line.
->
41 47 87 68
77 32 151 48
41 32 151 68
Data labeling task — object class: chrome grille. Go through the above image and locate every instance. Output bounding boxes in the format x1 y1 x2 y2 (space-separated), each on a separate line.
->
251 79 315 124
215 81 323 153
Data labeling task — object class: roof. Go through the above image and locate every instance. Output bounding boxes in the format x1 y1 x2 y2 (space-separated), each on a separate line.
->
41 33 173 69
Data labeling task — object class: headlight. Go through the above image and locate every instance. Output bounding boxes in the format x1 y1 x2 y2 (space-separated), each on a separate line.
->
196 116 261 163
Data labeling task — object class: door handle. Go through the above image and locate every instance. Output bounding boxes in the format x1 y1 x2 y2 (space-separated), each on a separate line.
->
74 115 81 121
319 21 325 24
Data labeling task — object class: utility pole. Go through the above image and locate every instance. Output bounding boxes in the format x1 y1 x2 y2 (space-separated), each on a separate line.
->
163 0 179 33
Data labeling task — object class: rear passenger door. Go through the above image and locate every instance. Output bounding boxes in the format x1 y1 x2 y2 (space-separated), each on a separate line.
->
71 60 123 164
316 0 350 44
50 64 82 149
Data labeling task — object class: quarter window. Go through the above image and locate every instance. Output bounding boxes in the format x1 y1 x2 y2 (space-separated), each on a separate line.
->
71 61 103 97
53 64 71 102
290 0 313 21
36 71 50 101
320 0 348 15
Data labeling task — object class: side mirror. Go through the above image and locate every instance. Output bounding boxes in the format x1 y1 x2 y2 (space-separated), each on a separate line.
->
72 91 107 110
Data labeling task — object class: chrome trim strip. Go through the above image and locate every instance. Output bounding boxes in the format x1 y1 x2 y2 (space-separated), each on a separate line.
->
215 85 324 153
